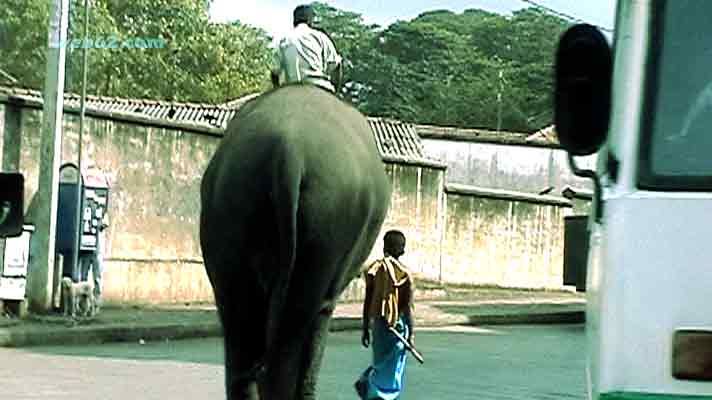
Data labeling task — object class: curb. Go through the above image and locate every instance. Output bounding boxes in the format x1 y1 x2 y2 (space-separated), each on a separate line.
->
0 311 584 348
465 311 585 325
0 322 222 348
330 317 362 332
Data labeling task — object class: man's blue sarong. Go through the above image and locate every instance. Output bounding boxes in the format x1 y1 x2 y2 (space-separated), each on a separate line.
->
357 316 409 400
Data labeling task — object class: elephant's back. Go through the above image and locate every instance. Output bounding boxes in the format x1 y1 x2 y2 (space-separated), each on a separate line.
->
203 84 389 222
235 85 375 146
224 84 384 180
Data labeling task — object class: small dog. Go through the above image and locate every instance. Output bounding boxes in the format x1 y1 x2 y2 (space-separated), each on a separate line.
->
61 277 96 318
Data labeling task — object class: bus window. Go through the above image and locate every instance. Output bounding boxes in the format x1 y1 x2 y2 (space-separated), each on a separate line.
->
640 1 712 187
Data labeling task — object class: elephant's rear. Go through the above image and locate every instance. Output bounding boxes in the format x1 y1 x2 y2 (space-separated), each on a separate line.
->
199 84 391 400
200 84 389 276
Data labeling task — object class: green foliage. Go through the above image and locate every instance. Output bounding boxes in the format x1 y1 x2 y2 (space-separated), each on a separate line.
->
0 0 272 102
0 1 570 129
0 0 51 87
313 3 570 132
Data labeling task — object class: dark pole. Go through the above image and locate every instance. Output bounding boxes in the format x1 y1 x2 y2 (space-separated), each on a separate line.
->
72 0 90 282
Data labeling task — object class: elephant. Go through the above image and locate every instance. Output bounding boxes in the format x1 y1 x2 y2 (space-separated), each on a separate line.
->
199 83 392 400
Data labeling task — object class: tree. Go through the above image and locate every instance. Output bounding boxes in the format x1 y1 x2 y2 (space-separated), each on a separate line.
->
313 4 570 131
1 1 571 128
0 0 55 88
99 0 272 102
0 0 273 102
308 2 381 106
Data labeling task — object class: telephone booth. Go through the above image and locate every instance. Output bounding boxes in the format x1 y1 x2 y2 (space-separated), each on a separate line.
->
79 166 110 253
57 163 81 280
56 163 110 281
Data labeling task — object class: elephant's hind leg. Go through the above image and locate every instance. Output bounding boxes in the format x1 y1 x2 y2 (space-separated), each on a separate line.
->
256 305 334 400
257 305 312 400
216 269 268 400
220 308 261 400
296 303 336 400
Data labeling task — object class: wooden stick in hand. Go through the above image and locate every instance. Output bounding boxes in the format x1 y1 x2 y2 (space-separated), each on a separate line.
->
388 326 424 364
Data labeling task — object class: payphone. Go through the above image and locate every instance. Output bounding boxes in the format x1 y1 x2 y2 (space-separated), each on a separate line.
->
57 163 81 280
56 163 110 281
79 166 110 253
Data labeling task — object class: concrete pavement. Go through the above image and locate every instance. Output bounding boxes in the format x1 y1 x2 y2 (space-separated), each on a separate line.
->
0 287 585 348
1 325 589 400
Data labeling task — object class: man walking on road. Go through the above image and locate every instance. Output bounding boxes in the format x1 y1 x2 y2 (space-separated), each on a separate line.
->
355 230 415 400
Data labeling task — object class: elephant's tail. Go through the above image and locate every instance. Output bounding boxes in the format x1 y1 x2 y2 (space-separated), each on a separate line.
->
263 141 302 370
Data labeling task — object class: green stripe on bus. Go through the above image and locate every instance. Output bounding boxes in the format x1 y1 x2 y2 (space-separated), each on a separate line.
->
601 392 712 400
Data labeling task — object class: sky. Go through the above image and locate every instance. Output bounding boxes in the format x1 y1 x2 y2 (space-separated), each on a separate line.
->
209 0 617 41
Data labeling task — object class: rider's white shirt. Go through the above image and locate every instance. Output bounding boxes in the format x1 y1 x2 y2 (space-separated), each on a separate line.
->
271 23 342 92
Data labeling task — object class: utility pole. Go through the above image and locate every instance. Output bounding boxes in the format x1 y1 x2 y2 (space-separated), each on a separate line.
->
71 0 90 287
496 69 504 133
27 0 70 313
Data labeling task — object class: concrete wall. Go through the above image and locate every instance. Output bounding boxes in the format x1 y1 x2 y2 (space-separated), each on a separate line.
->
0 104 218 304
379 163 444 279
340 183 576 301
339 163 445 302
441 186 572 289
0 103 449 304
422 138 597 194
1 102 582 304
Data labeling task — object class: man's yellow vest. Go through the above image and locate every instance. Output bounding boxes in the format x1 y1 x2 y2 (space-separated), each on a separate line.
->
365 256 412 327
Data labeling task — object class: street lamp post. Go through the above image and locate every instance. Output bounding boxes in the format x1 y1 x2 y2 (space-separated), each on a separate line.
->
28 0 70 313
71 0 91 284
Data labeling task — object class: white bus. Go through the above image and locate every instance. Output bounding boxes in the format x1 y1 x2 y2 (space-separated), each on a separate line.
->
554 1 712 400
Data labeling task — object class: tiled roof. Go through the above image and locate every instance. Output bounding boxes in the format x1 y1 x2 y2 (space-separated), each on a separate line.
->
446 183 573 207
0 85 444 168
561 186 593 201
0 69 18 84
416 123 560 148
219 93 261 109
0 85 244 129
368 118 442 166
525 125 559 145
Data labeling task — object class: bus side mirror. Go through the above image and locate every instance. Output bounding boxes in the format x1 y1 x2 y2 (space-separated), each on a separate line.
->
555 24 613 156
0 172 24 238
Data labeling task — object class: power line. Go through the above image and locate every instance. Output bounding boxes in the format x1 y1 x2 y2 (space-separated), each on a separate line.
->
519 0 614 33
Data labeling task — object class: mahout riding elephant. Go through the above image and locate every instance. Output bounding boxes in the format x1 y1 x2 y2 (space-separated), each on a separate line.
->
200 83 392 400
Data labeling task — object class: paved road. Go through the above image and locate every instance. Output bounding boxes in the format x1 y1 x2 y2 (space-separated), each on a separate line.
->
0 324 586 400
